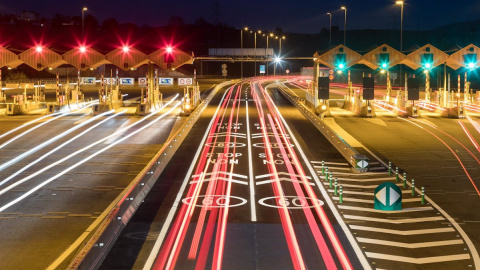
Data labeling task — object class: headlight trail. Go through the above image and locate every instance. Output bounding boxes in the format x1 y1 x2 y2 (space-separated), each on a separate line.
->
0 100 180 212
0 109 114 172
0 103 96 149
0 110 123 186
0 95 178 198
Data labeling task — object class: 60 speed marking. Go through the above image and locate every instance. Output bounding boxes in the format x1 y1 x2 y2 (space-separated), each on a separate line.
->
182 195 247 208
258 196 324 209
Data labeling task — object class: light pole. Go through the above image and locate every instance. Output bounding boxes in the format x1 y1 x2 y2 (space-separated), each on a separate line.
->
254 30 261 77
241 27 248 78
327 12 332 47
82 7 88 40
341 6 347 46
279 36 285 56
396 1 404 89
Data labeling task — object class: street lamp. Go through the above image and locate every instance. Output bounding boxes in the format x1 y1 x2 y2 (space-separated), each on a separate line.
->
279 36 286 56
82 7 88 40
241 27 248 78
396 1 404 89
341 6 347 46
327 12 332 47
255 30 261 77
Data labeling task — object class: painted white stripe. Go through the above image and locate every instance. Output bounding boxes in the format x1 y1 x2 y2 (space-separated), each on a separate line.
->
344 215 444 224
255 172 311 179
256 177 315 186
324 182 403 188
332 196 422 203
323 171 386 176
319 176 396 182
192 171 247 179
311 161 349 166
350 225 455 235
357 238 463 248
365 252 470 264
338 205 433 213
328 189 417 196
314 166 352 171
246 98 257 222
189 176 248 185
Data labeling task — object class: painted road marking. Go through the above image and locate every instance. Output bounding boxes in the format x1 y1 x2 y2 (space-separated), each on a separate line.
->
255 172 311 180
311 161 349 166
209 132 246 138
256 177 315 186
190 176 248 185
314 166 352 171
246 97 257 222
365 253 470 264
192 171 247 179
349 225 455 235
344 215 444 224
252 132 290 139
324 182 403 189
328 189 413 196
337 205 433 213
357 238 464 248
319 176 396 182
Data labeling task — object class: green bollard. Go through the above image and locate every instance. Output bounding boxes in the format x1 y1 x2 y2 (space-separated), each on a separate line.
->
329 172 333 186
412 179 415 196
334 179 338 195
421 186 425 204
339 185 343 203
395 169 399 182
403 172 407 182
388 162 392 176
321 161 325 174
325 167 329 181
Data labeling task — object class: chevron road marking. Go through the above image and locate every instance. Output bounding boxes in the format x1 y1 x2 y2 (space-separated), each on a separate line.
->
350 225 455 235
357 238 464 248
337 205 433 213
314 166 352 171
192 171 247 179
328 189 413 196
256 177 315 186
319 175 396 182
344 215 444 224
255 172 311 180
311 161 349 166
365 252 470 264
324 182 402 188
189 176 248 185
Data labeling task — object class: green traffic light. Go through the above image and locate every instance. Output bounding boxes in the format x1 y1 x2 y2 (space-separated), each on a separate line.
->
338 63 345 69
382 63 387 68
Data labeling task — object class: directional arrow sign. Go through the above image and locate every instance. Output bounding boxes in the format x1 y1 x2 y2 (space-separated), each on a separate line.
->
357 160 368 169
374 182 402 211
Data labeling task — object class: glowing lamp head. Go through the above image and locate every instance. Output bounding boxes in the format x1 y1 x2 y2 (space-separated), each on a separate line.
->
166 46 173 53
396 1 404 5
274 57 281 63
423 70 429 74
79 46 87 53
337 70 343 74
338 63 345 69
382 63 387 68
341 6 346 10
424 63 431 69
468 62 475 69
380 69 386 74
35 45 43 53
321 105 327 110
122 46 130 53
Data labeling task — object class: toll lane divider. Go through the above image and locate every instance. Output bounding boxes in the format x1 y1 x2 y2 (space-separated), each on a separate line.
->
47 80 237 270
275 84 365 172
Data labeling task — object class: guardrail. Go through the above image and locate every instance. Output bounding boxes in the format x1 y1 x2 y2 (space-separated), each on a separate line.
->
275 85 366 171
47 80 236 270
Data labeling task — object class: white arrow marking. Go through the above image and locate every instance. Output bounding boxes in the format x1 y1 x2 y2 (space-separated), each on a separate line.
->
349 225 455 235
375 187 387 206
365 252 470 264
390 187 401 206
357 238 463 248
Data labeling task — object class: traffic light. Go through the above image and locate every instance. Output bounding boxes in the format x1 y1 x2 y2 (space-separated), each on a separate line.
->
335 53 346 72
378 53 389 70
164 46 174 69
421 53 433 70
464 53 477 70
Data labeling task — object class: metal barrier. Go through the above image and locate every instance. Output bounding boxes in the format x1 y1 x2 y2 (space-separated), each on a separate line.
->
275 85 366 171
47 80 236 270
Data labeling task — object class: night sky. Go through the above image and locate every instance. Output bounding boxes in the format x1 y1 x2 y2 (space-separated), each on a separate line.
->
2 0 480 33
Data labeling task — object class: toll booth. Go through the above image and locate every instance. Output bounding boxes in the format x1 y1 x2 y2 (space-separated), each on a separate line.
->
351 77 375 117
405 77 420 117
181 84 200 116
315 77 331 116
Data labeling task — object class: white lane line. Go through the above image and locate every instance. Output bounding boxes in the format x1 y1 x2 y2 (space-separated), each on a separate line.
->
325 182 403 188
314 166 352 171
357 238 464 248
311 161 349 166
328 189 416 196
365 252 470 264
344 215 444 224
246 98 257 222
332 197 421 203
337 205 433 213
189 176 248 185
255 172 311 179
349 225 455 235
143 87 229 270
318 176 396 182
267 83 371 270
323 171 386 176
0 111 65 140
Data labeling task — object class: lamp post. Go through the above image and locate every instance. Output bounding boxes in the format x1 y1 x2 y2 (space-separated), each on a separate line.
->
82 7 88 40
279 36 285 56
327 12 332 47
241 27 248 79
255 30 261 77
396 1 404 89
341 6 347 46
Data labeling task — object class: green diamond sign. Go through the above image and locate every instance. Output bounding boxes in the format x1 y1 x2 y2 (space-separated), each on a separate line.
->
374 182 402 211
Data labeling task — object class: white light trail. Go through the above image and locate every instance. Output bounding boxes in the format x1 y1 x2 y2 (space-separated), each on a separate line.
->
0 98 179 212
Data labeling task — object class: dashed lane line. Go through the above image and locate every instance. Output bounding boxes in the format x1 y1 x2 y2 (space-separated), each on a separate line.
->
365 253 470 264
349 225 455 235
357 238 464 248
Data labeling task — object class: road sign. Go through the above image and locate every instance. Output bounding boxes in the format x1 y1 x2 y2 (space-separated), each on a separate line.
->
80 77 96 85
178 78 193 86
259 65 266 74
329 69 334 75
374 182 402 211
329 74 334 81
120 78 134 85
159 78 173 86
138 77 147 86
103 78 116 85
286 69 290 74
221 64 227 69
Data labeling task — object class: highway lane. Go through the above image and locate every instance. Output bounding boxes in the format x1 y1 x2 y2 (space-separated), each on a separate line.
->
0 97 184 269
102 80 368 269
